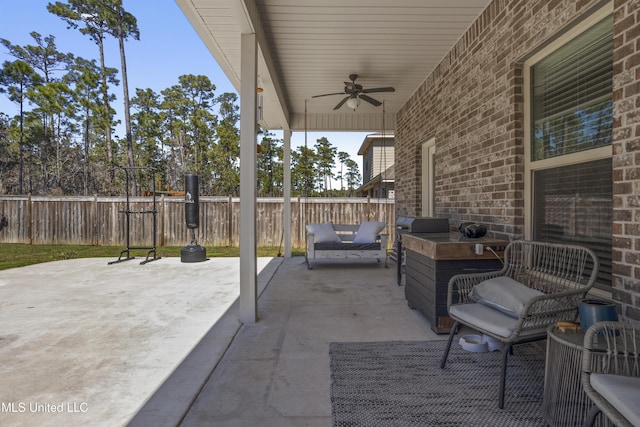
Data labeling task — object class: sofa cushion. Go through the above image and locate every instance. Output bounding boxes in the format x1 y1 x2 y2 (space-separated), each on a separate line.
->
314 242 381 251
353 221 386 244
469 276 544 318
306 222 342 243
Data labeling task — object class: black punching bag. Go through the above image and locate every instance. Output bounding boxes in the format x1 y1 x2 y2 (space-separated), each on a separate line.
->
181 174 206 262
185 174 199 229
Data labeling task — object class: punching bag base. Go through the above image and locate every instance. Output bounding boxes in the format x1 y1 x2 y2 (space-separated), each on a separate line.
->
181 245 207 263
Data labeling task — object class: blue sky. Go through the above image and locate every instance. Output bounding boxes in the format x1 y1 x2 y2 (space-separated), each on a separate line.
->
0 0 368 174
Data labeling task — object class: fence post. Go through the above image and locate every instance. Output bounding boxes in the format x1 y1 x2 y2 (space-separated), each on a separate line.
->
228 194 233 247
159 195 165 247
93 194 99 245
26 193 32 245
298 196 303 249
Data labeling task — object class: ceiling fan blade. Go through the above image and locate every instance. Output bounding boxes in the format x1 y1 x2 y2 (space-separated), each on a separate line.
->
333 96 350 110
362 87 395 94
312 92 346 98
360 94 382 107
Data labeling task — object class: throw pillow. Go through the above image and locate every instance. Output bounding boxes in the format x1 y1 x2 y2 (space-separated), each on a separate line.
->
306 222 342 243
352 221 386 244
469 276 544 318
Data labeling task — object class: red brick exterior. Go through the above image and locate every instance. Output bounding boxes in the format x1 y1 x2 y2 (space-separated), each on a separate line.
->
395 0 640 320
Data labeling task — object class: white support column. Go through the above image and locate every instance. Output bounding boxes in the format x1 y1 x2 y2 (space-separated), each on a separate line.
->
283 130 292 258
239 33 258 323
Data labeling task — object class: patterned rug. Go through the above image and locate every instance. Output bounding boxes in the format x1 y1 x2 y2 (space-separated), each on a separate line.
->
329 340 546 426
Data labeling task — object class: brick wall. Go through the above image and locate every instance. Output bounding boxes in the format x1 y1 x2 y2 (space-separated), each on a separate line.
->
612 0 640 320
395 0 640 319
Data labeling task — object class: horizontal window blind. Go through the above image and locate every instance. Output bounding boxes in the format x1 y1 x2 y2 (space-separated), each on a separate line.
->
533 159 612 288
531 16 613 161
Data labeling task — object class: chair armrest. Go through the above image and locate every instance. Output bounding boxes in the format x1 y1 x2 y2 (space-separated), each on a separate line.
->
511 287 589 333
582 321 640 375
580 321 640 427
524 288 587 312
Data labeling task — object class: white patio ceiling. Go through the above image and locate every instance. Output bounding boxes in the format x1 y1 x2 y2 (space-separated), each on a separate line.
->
176 0 492 132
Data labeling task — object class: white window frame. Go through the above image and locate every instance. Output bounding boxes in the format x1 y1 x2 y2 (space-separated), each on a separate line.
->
523 3 613 240
421 137 436 217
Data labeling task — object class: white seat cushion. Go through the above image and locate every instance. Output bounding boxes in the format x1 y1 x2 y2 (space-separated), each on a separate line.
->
591 374 640 426
449 303 547 339
450 303 518 338
469 276 544 318
306 222 342 243
353 221 386 244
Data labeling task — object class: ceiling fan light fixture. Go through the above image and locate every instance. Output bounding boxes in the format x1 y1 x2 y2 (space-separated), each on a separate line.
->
346 96 360 109
311 75 394 110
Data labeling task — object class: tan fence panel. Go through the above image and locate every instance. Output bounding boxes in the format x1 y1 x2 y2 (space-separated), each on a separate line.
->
0 196 395 249
0 196 29 243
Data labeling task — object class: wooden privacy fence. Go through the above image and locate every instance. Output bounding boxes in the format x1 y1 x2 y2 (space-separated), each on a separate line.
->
0 195 396 249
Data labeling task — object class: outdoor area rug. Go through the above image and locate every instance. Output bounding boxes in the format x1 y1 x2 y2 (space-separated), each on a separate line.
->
329 340 546 426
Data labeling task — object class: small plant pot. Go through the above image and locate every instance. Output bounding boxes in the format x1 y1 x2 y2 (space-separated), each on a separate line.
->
579 299 618 332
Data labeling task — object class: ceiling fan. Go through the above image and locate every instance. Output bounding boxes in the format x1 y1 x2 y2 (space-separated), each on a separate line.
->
312 74 395 110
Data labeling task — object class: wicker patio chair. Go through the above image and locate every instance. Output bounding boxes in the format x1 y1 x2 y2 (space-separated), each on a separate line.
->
581 321 640 427
440 240 599 409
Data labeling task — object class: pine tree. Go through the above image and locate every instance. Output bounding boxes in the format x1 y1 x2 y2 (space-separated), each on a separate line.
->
257 131 283 196
336 151 350 195
48 1 119 182
345 159 361 196
314 136 336 196
292 145 317 196
212 92 240 195
0 60 42 193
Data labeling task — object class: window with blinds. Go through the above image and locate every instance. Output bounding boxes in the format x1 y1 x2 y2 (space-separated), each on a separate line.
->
531 16 613 161
528 12 613 290
533 159 612 286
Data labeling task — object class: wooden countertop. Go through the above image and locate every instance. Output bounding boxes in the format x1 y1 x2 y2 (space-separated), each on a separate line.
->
402 232 509 260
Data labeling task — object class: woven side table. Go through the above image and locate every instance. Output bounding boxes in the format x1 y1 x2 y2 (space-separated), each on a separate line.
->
542 326 612 427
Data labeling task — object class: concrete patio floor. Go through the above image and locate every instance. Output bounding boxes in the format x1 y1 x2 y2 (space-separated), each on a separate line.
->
0 256 277 427
0 255 444 426
175 257 443 427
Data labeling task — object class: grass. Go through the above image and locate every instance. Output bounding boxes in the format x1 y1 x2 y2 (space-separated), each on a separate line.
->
0 244 305 271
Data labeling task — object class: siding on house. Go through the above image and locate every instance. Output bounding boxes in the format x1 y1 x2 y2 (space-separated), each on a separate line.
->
359 135 395 184
363 144 395 184
395 0 640 320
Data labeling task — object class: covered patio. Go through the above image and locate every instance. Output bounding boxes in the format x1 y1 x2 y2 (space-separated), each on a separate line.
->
175 0 495 322
173 0 640 328
165 0 638 425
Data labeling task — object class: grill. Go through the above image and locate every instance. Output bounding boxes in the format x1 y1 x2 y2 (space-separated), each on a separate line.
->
395 217 450 285
396 216 450 234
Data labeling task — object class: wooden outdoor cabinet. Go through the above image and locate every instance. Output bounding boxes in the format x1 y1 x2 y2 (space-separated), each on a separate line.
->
402 233 507 334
